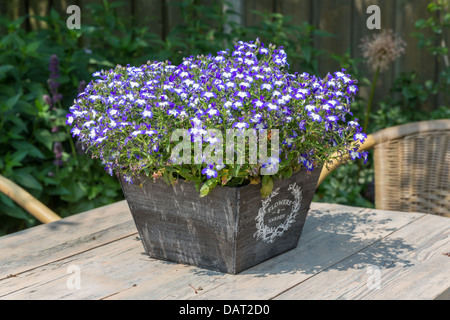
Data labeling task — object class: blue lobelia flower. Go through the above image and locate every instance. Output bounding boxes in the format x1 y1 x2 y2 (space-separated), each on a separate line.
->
353 131 367 143
202 164 218 179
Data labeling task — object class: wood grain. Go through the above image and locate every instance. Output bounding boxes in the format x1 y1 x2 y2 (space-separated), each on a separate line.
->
0 200 135 280
1 200 448 300
118 168 320 274
275 214 450 300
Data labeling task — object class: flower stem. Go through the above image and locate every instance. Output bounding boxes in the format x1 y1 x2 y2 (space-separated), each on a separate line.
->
363 66 380 134
66 126 79 168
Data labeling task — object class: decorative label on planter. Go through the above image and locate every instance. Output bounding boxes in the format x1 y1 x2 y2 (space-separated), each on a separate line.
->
254 182 303 243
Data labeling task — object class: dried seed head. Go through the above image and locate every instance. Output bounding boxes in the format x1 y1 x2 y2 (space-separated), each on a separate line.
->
360 29 406 72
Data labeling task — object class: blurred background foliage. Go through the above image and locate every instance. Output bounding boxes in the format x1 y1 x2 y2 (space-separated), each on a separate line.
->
0 0 448 235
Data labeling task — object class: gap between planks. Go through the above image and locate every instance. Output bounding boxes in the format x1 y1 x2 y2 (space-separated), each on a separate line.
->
0 232 138 282
104 205 425 300
268 213 428 300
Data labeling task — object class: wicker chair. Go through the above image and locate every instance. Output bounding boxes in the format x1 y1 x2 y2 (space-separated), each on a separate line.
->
0 174 61 223
318 119 450 217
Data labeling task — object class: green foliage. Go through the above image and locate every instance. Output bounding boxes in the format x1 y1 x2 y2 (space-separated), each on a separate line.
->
315 0 450 209
241 11 333 74
1 0 447 235
0 0 336 235
0 7 124 235
164 0 240 62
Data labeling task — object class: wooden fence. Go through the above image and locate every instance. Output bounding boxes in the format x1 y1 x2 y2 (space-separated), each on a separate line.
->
1 0 448 110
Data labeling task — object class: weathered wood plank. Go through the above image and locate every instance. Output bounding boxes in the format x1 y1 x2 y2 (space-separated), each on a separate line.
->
352 0 397 106
4 0 27 21
0 234 181 299
312 0 353 77
243 0 273 28
394 0 438 112
274 214 450 300
2 201 446 300
134 0 163 38
0 200 135 279
103 204 423 300
28 0 50 30
280 0 312 25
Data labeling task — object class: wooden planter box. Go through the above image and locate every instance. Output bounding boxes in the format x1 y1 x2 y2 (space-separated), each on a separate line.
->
119 168 321 274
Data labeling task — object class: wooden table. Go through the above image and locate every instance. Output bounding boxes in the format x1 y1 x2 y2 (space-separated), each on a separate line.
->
0 200 449 300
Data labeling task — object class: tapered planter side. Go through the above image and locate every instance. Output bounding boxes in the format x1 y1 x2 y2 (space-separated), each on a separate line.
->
119 168 321 274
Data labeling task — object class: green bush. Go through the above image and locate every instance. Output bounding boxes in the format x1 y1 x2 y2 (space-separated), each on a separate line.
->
1 0 445 235
0 0 335 235
314 0 449 208
0 11 126 235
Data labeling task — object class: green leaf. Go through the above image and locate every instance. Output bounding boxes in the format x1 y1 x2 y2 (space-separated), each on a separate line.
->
24 41 41 54
260 175 274 198
283 167 293 179
163 170 171 185
51 131 68 142
0 193 30 220
61 181 87 202
302 45 312 63
168 171 176 185
12 141 45 159
5 92 22 109
10 149 28 163
88 57 114 67
199 178 217 197
12 169 42 191
233 164 241 177
0 64 15 81
87 185 102 200
34 129 53 150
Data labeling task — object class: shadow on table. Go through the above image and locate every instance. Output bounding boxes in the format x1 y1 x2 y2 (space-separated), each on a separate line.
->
191 207 418 277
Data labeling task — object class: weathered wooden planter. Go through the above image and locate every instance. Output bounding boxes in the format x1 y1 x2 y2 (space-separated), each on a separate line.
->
119 168 321 274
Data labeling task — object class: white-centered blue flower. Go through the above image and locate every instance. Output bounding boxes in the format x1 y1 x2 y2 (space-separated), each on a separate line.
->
129 81 140 88
347 85 358 94
66 115 74 125
266 102 278 111
349 149 361 160
233 121 249 130
206 108 219 118
167 109 180 117
262 156 280 174
309 112 322 123
235 91 251 99
233 101 243 109
135 99 146 106
224 101 233 109
305 104 316 112
141 109 153 118
202 91 217 100
202 165 218 179
353 132 367 143
145 129 158 136
88 95 101 102
83 120 95 127
71 126 81 136
348 120 360 127
123 175 133 184
206 136 220 145
327 115 339 123
304 160 314 171
261 83 273 91
131 130 144 137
